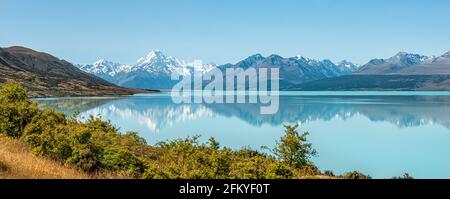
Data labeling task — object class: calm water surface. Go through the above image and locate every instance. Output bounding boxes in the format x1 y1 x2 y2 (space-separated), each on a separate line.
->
35 92 450 179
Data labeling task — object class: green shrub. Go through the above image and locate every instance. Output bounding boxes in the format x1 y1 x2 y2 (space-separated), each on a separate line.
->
100 147 145 176
268 162 294 179
0 82 28 103
274 124 317 168
0 82 39 137
342 171 372 179
324 170 335 177
229 155 269 179
392 173 414 179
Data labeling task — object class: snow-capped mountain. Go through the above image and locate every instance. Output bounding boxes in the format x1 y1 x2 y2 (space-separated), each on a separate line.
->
77 51 218 89
337 60 360 71
217 54 359 87
78 59 129 82
184 59 217 75
386 52 431 65
356 51 450 75
129 50 187 75
78 51 359 89
120 50 217 77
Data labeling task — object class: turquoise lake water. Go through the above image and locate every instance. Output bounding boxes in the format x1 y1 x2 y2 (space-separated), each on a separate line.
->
35 92 450 179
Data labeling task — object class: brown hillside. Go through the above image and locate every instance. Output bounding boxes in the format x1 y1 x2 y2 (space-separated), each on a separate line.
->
0 46 146 97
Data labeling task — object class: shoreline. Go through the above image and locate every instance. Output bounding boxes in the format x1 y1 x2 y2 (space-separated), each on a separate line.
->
29 89 161 99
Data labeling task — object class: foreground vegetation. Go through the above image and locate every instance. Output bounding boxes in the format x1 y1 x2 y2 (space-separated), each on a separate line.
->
0 82 373 179
0 136 90 179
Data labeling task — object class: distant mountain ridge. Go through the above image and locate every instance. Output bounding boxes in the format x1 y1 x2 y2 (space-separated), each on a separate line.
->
77 59 128 82
79 51 359 89
4 46 449 94
0 46 144 97
356 51 450 75
220 54 359 86
78 50 217 89
76 49 450 91
289 51 450 91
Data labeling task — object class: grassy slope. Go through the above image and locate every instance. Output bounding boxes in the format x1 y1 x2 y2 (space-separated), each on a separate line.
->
0 135 89 179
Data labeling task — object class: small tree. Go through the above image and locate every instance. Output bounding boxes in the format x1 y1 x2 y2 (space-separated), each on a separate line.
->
207 137 220 150
274 124 317 168
0 82 38 137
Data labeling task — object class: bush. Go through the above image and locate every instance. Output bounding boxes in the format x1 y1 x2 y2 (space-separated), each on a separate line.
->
274 124 317 168
324 170 335 177
229 155 270 179
0 82 38 137
268 162 294 179
144 136 231 179
100 147 145 176
392 173 414 179
24 115 148 174
341 171 372 179
0 82 28 103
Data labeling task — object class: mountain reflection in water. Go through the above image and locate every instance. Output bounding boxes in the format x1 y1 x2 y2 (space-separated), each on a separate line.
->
37 94 450 131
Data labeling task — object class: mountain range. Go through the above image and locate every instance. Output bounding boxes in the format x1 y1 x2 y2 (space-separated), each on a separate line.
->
78 51 359 89
77 50 217 89
292 51 450 91
0 46 144 97
79 50 450 91
3 46 450 95
356 51 450 75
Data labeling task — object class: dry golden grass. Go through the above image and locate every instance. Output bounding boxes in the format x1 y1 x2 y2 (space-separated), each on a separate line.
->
0 135 90 179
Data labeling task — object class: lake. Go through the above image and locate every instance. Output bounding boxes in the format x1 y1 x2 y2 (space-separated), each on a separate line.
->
35 91 450 179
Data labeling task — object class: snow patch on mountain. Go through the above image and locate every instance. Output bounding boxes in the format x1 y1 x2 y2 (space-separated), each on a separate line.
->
78 51 217 79
78 59 129 77
386 52 431 65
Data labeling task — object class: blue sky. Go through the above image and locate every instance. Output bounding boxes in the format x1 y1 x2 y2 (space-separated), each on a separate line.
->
1 0 450 65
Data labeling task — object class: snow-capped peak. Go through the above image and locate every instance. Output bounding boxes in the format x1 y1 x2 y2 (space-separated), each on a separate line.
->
185 60 216 74
388 52 429 65
125 50 219 77
78 59 125 77
295 56 319 65
78 50 219 78
136 50 168 65
131 50 182 75
93 58 109 65
337 60 359 68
